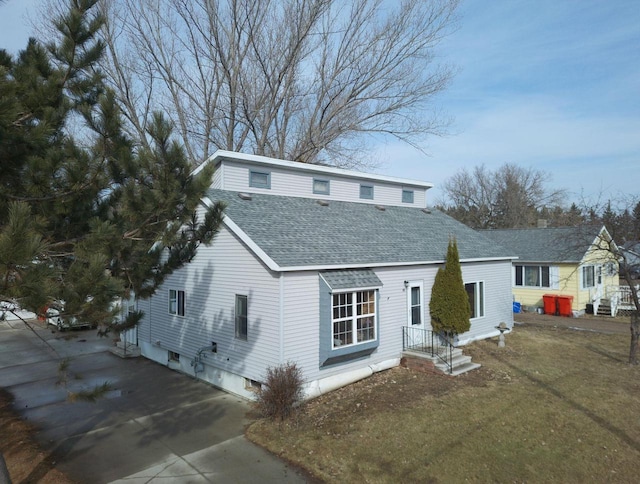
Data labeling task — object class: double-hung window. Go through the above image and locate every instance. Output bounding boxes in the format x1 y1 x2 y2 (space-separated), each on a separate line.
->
581 265 600 289
169 289 185 316
465 281 484 319
332 290 376 348
515 265 551 288
235 295 248 340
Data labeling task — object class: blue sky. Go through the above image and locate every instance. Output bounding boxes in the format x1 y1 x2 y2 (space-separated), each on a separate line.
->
375 0 640 207
2 0 639 208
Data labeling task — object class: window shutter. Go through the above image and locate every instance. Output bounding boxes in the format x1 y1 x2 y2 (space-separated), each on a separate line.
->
550 266 560 290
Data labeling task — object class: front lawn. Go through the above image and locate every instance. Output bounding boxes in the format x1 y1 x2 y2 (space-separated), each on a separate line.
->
247 325 640 483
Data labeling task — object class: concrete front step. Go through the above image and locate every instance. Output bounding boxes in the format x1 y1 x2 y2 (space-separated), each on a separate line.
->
448 361 482 376
403 348 481 376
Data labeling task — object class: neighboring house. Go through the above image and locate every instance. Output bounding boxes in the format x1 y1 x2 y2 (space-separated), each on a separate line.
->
481 226 618 316
132 151 516 400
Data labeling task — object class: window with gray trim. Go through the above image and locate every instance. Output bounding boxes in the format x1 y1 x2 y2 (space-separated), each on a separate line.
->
235 295 248 340
360 184 374 199
402 189 414 203
249 170 271 189
313 178 330 195
332 290 376 348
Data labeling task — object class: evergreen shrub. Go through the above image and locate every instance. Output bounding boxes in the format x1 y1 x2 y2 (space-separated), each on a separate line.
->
429 238 471 336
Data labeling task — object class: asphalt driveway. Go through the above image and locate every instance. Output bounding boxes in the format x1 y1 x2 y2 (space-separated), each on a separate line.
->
0 315 308 483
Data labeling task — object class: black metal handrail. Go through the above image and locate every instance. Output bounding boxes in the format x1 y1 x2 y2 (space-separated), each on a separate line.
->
402 326 454 373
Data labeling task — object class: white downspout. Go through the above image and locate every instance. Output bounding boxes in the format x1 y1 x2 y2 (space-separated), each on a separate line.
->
279 272 285 364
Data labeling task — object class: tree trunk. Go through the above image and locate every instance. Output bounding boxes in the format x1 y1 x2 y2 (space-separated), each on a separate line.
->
0 451 11 483
629 311 640 365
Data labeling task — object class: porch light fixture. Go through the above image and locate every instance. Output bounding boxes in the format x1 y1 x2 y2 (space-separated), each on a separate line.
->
404 280 409 288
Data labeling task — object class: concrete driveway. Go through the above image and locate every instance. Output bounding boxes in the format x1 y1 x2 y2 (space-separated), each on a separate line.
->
0 316 308 483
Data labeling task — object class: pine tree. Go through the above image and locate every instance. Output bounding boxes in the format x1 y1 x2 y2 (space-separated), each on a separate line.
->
0 0 223 331
429 239 471 336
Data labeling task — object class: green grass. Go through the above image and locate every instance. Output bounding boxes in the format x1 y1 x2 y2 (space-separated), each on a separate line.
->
247 325 640 483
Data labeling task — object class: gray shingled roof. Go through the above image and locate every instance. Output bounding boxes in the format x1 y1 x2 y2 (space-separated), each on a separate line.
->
320 269 383 290
480 227 603 263
206 189 514 269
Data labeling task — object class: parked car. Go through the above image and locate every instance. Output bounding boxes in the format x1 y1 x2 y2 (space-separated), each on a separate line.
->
0 300 19 320
46 305 95 331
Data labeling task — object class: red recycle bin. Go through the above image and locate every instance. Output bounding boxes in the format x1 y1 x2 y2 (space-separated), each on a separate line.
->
557 295 574 317
542 294 557 316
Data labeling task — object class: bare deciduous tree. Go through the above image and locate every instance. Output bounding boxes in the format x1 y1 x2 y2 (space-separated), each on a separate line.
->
579 197 640 364
88 0 458 166
440 163 566 229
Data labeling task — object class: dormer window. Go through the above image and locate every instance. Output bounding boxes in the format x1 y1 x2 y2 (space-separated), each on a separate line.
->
249 170 271 189
313 178 330 195
360 184 374 200
402 189 414 203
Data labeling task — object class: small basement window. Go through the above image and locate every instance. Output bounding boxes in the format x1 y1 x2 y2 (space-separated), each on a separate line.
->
168 351 180 362
245 378 262 392
249 170 271 189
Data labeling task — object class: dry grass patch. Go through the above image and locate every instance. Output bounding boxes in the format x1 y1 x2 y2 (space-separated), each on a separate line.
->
0 389 75 483
247 325 640 483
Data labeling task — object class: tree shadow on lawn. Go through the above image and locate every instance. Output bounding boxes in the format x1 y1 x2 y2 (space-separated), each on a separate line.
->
486 349 640 453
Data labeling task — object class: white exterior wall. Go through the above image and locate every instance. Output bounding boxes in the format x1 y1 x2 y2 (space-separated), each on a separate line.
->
217 160 427 207
458 260 514 345
278 260 513 388
280 271 320 374
137 223 282 399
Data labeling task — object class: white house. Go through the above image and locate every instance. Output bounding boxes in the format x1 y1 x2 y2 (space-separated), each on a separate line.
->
132 151 516 399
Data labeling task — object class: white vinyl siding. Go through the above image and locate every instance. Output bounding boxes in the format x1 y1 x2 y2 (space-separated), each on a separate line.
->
458 261 513 345
140 219 281 383
217 160 426 206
